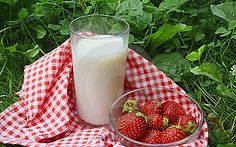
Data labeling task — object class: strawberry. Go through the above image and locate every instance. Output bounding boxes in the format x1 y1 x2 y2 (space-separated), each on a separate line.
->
177 114 197 133
140 130 163 144
140 100 161 116
162 127 187 143
117 112 147 140
161 101 185 124
147 114 169 130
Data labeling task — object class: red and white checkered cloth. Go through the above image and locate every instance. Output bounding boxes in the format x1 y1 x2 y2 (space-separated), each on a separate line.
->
0 39 208 147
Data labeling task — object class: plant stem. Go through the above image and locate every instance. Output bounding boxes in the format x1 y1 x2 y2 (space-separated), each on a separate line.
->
22 21 45 54
0 59 7 77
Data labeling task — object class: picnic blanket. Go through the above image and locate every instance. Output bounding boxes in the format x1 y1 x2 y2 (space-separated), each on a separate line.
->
0 39 208 146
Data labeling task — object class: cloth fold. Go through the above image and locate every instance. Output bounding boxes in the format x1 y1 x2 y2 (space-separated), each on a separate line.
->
0 39 208 146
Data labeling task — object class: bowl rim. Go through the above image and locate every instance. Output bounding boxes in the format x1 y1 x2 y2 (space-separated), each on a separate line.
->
109 87 204 146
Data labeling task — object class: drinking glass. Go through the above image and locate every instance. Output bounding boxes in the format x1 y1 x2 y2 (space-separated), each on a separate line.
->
69 14 130 125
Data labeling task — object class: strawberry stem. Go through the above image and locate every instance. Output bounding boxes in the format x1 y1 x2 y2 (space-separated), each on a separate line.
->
135 112 148 123
169 125 182 130
163 117 169 128
187 122 197 133
155 101 161 107
175 125 182 129
122 99 138 113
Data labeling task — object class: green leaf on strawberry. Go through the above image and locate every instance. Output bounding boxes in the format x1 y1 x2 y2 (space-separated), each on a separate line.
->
122 99 138 113
177 114 197 133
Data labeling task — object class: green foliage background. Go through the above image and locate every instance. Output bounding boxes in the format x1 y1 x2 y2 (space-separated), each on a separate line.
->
0 0 236 146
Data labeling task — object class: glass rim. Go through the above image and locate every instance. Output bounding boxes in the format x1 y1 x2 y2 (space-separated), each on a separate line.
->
69 14 130 39
109 87 205 146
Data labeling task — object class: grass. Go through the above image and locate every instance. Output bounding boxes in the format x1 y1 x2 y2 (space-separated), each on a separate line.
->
0 66 22 112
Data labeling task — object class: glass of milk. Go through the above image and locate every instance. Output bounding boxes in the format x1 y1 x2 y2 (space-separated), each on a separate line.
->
69 14 130 125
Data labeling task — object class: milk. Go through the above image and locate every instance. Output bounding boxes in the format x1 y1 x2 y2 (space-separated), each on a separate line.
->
72 35 127 125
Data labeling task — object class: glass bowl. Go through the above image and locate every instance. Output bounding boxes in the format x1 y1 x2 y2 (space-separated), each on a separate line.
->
109 87 204 147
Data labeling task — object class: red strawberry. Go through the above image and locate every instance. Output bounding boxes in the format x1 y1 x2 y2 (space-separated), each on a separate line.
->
177 114 197 133
147 114 169 130
162 127 187 143
117 112 147 140
140 100 161 116
141 130 163 144
161 101 185 124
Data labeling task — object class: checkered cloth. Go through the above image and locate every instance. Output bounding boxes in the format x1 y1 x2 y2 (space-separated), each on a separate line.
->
0 39 208 147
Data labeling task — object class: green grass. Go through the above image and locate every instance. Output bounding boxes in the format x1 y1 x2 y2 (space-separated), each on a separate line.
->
0 67 22 112
0 0 236 146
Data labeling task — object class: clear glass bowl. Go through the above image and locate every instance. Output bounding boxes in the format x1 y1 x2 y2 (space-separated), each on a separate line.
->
109 87 204 147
